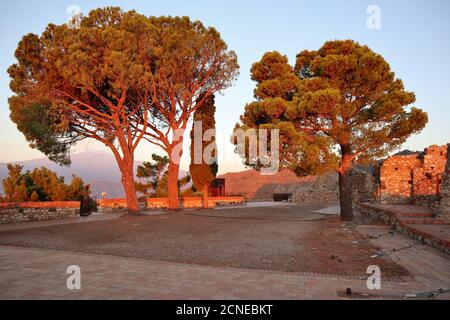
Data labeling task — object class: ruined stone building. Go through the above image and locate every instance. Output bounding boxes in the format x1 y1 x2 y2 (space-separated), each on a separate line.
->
291 144 450 221
376 145 448 205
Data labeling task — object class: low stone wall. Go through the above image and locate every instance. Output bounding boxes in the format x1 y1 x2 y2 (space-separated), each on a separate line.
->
291 172 339 204
0 201 80 224
181 197 203 209
147 198 170 209
208 196 246 208
413 195 442 214
97 198 130 213
98 196 246 212
357 203 397 225
152 196 245 209
291 188 339 203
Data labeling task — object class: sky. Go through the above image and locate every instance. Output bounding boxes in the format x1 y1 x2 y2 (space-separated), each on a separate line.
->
0 0 449 174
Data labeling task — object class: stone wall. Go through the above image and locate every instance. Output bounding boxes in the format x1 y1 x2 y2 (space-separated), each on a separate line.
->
147 198 170 209
291 188 338 203
291 144 448 210
291 173 339 203
349 166 376 207
378 152 420 203
378 145 447 205
291 167 375 207
414 195 442 214
97 198 130 213
438 144 450 222
0 201 80 224
97 196 246 212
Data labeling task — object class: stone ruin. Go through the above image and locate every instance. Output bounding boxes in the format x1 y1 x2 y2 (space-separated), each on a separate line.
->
291 144 450 219
291 172 339 204
376 145 447 205
290 166 375 208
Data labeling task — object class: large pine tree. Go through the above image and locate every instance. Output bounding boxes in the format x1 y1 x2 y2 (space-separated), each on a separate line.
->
234 40 428 220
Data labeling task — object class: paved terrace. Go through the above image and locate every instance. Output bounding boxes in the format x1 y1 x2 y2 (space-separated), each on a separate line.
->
0 204 449 300
0 237 449 300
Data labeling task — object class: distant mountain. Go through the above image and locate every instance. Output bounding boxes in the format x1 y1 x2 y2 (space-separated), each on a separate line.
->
1 151 319 201
217 169 318 200
0 150 187 198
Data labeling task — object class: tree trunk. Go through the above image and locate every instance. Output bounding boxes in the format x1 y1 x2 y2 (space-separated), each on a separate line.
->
168 160 180 210
203 183 209 209
338 145 354 221
120 158 140 215
338 169 353 221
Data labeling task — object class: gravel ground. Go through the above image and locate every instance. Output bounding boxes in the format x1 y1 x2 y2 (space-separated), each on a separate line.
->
0 203 408 276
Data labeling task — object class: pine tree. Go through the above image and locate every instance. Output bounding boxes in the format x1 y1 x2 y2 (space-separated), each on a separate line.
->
234 41 428 221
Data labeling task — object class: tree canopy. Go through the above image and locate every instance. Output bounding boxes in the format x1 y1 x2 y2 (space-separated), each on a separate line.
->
8 7 239 211
136 16 238 209
8 7 155 162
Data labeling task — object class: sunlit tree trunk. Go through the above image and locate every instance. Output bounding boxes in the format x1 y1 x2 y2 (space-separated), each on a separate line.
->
337 144 353 221
167 160 180 210
120 155 139 215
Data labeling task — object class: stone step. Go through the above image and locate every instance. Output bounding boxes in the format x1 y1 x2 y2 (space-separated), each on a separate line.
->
394 211 434 218
359 202 450 254
360 203 433 216
396 216 447 225
403 224 450 250
387 207 433 216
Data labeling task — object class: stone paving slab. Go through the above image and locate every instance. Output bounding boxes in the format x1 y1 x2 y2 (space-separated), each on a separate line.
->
0 244 449 300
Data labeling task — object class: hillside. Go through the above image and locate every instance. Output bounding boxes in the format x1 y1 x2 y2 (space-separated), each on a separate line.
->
217 169 318 200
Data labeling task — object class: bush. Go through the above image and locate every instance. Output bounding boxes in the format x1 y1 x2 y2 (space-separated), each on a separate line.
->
2 164 89 202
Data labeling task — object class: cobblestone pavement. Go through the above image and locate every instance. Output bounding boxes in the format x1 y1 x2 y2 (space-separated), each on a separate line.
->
0 241 449 300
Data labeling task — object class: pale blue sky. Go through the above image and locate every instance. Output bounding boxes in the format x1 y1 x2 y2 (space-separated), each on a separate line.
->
0 0 449 174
